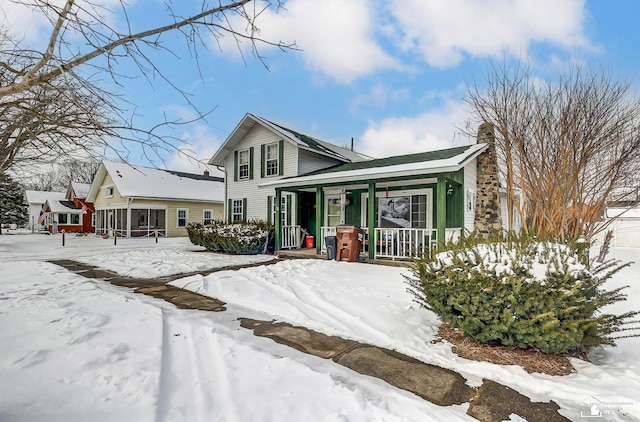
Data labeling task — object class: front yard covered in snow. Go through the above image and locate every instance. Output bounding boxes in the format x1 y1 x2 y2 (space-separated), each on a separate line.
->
0 233 638 421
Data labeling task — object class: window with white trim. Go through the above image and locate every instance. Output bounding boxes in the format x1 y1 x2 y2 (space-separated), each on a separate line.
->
70 214 80 225
58 213 68 224
177 208 189 228
360 190 432 230
91 213 96 227
231 199 243 222
105 186 114 198
265 142 279 176
238 149 250 180
203 209 213 225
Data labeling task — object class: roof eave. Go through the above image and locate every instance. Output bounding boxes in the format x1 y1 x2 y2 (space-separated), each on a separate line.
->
259 164 463 189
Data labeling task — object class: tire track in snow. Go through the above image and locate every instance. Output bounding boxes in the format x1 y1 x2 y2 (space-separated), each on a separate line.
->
154 309 238 422
257 264 392 343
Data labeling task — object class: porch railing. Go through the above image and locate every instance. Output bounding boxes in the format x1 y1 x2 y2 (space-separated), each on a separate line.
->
281 225 302 249
317 227 463 260
372 228 437 260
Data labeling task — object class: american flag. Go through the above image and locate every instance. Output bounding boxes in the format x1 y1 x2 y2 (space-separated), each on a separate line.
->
37 211 49 225
80 202 89 214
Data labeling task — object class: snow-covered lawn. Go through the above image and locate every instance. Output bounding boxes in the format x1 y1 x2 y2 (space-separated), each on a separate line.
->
1 231 638 421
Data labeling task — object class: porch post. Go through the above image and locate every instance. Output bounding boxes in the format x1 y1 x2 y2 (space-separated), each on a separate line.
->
275 189 282 252
315 187 324 253
126 198 132 238
368 182 376 259
437 175 446 249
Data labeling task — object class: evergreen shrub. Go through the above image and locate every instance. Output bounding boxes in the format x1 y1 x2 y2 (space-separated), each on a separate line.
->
405 235 639 353
187 219 274 255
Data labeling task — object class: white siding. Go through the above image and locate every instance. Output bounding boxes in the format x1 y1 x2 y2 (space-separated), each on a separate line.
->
298 149 342 174
224 125 299 221
593 219 640 248
463 160 477 232
223 125 350 223
499 192 523 232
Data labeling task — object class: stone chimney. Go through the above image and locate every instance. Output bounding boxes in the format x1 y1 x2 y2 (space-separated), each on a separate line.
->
204 170 210 176
474 123 502 236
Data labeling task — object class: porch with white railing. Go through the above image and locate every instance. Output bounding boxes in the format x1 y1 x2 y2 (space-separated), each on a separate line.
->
317 226 462 260
281 225 302 249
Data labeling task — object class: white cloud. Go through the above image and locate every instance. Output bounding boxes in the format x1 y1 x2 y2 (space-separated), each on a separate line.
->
162 124 224 177
358 98 474 157
216 0 402 83
387 0 591 68
350 83 411 113
1 0 127 47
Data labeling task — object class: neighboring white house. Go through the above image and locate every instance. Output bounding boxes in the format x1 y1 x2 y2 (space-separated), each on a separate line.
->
24 190 66 230
601 207 640 247
86 161 225 238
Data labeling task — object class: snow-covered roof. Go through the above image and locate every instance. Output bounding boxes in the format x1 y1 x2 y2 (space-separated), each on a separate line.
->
87 161 224 203
44 199 81 213
606 207 640 219
24 190 66 205
71 182 91 198
260 143 488 189
209 113 371 166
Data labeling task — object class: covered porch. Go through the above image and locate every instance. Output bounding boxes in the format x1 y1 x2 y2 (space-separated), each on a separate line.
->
94 207 167 238
262 144 486 261
273 177 464 260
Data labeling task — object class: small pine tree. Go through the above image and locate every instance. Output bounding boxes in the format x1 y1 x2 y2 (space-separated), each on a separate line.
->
405 236 640 354
0 174 28 232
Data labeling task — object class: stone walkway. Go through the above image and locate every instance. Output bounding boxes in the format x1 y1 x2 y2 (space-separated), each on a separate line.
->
49 258 570 422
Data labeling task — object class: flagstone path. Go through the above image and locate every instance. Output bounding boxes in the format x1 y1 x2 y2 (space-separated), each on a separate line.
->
49 258 570 422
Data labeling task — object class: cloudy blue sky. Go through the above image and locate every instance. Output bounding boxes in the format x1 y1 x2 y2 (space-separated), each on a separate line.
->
4 0 640 175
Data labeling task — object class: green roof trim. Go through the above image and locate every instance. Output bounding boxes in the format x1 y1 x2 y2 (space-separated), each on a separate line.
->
296 144 475 177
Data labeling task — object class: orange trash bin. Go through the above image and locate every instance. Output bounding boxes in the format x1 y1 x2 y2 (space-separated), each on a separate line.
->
335 225 364 262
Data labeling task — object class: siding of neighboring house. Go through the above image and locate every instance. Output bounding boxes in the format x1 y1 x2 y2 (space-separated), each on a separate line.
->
606 219 640 247
162 199 223 237
225 125 300 222
93 173 127 207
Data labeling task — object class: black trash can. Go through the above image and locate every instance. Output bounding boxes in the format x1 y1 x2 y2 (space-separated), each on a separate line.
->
325 235 337 260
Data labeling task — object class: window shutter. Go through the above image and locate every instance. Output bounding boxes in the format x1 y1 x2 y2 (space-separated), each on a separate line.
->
260 144 265 178
286 194 292 226
278 140 284 176
228 199 232 222
242 198 247 221
234 151 238 182
267 196 272 224
249 147 254 180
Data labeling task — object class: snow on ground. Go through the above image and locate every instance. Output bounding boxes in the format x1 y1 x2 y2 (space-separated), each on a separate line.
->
1 231 639 421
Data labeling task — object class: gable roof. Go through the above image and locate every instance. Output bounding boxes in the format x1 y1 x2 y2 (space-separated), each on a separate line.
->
209 113 371 166
44 199 81 214
69 182 91 199
24 190 66 205
86 161 225 203
260 143 489 189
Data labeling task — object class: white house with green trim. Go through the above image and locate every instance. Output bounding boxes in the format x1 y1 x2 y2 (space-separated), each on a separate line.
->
209 113 370 243
211 115 508 260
